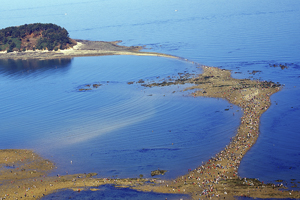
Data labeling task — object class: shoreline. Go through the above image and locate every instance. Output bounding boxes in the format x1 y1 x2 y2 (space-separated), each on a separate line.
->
0 39 179 60
135 66 298 199
0 45 299 199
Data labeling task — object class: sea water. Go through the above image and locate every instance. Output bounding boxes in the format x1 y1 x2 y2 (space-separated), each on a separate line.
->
0 0 300 198
41 185 190 200
0 56 242 179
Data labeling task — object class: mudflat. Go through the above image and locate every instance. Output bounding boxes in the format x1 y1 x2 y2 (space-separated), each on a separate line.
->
0 149 148 199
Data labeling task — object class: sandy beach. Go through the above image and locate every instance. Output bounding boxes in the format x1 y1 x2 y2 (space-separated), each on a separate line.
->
0 47 299 199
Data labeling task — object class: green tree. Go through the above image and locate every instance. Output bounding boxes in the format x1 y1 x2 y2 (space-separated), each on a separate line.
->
0 23 75 51
9 42 16 51
3 38 8 44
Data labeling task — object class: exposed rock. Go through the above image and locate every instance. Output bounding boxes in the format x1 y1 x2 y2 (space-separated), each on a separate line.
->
79 88 92 91
93 83 102 88
151 169 167 177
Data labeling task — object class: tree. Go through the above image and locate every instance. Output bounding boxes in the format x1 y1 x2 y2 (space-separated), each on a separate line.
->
9 42 16 51
3 37 8 44
0 23 75 51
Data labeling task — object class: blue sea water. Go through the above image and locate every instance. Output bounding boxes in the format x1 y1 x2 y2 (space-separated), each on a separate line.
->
0 0 300 198
41 185 190 200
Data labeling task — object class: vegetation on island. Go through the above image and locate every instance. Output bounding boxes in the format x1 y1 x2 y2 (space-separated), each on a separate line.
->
0 23 76 53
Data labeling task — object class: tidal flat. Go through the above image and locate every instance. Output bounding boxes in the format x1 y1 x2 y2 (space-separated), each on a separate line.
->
0 62 299 199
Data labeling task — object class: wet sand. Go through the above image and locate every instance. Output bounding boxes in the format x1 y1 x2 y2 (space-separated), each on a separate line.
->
0 51 299 199
0 149 150 199
0 40 178 60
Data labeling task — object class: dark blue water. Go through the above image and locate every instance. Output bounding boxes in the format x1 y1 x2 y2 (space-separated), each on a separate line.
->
41 185 190 200
1 0 300 198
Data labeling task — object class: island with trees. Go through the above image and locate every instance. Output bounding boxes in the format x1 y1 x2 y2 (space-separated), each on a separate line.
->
0 23 76 52
0 23 178 60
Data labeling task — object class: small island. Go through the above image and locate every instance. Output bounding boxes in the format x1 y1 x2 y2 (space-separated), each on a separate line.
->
0 23 177 60
0 23 76 52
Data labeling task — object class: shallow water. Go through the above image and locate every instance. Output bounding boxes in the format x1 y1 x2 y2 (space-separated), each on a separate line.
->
1 0 300 197
0 56 242 179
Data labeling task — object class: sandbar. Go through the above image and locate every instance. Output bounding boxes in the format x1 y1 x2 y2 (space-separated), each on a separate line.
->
135 66 299 199
0 46 299 199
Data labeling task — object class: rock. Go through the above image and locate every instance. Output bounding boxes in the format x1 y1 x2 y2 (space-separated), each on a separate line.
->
93 84 101 88
151 169 167 177
79 88 92 91
86 173 98 178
